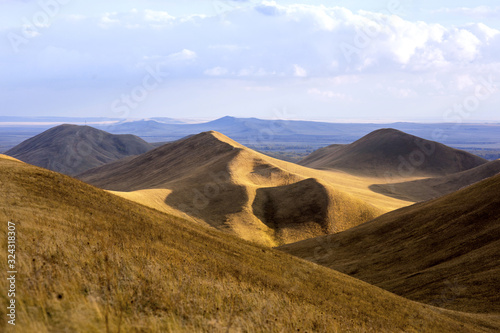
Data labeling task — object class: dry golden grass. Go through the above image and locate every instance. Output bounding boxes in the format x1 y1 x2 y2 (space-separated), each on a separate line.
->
0 154 23 163
1 156 500 332
370 159 500 202
300 128 487 177
79 132 413 246
279 173 500 314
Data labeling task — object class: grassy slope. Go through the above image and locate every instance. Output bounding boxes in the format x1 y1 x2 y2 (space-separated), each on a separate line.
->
370 159 500 202
279 173 500 314
5 124 154 176
300 128 487 178
80 131 408 246
1 157 499 332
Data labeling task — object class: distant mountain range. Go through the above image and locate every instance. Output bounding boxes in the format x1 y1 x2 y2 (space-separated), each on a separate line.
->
95 116 500 149
2 117 500 160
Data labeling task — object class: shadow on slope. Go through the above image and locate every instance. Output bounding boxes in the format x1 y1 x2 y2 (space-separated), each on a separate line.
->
279 173 500 314
369 159 500 202
79 131 381 246
4 156 500 331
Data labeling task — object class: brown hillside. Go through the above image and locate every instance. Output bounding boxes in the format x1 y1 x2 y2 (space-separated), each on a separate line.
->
300 128 487 177
279 173 500 313
370 159 500 202
5 124 154 176
4 156 500 332
0 154 22 163
79 131 383 246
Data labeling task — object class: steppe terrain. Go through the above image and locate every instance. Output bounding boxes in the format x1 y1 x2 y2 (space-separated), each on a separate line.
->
2 122 499 332
4 155 500 332
6 124 153 176
279 173 500 313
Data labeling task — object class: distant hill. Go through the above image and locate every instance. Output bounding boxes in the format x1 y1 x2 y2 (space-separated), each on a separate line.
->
97 117 500 150
4 117 500 160
300 128 487 177
5 124 154 176
95 116 388 146
279 173 500 313
79 131 382 246
3 156 494 332
370 159 500 202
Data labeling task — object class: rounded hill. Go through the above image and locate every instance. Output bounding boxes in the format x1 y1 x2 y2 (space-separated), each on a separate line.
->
6 124 154 176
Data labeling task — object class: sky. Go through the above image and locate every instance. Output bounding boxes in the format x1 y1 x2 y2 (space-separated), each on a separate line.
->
0 0 499 122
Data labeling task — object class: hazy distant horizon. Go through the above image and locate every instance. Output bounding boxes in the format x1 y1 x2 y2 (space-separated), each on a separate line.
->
2 115 500 126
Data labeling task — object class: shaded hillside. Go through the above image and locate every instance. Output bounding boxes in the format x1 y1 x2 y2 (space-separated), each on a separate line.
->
5 124 154 176
370 159 500 202
4 156 499 332
279 173 500 313
300 128 487 177
79 131 382 246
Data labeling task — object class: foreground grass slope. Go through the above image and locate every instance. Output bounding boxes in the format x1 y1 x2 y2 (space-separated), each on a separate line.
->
279 173 500 314
1 156 499 332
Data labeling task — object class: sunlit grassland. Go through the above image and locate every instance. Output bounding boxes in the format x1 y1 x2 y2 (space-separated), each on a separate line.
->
1 157 498 332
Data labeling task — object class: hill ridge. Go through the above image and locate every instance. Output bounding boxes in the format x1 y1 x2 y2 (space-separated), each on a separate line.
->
300 128 487 177
6 124 154 176
370 159 500 202
79 131 382 246
2 151 498 331
278 172 500 313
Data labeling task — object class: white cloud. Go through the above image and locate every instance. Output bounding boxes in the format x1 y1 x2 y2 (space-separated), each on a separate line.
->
2 2 500 120
293 64 307 77
168 49 197 61
100 12 119 27
11 3 498 77
144 9 175 23
204 67 229 76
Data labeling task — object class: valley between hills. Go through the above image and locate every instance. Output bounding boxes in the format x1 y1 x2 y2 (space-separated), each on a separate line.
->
1 122 499 332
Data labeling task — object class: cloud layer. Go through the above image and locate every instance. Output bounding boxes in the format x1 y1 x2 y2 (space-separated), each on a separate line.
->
1 1 499 121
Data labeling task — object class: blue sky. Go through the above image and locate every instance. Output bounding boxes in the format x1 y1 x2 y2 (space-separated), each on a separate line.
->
1 0 499 122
